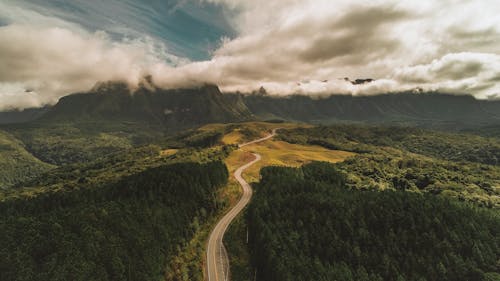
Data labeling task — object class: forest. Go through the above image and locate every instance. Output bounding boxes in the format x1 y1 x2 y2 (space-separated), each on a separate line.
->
278 125 500 207
0 161 228 281
247 162 500 281
279 125 500 166
0 129 54 188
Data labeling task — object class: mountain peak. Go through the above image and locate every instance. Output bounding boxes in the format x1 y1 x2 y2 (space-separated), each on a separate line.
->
90 81 130 94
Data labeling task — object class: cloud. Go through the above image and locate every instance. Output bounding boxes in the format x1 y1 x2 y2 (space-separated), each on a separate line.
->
0 24 187 110
297 6 408 64
152 3 414 88
1 0 500 110
152 1 500 98
394 53 500 98
162 0 498 98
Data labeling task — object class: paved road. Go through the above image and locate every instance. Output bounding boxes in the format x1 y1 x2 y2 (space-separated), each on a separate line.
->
206 129 278 281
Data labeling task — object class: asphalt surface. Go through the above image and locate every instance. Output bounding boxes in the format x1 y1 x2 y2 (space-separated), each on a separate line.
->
206 129 278 281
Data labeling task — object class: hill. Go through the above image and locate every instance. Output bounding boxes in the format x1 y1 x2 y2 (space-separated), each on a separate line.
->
0 123 236 281
0 160 228 281
0 130 54 188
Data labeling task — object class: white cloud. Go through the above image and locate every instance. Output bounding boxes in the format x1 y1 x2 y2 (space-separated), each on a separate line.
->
152 0 500 98
1 0 500 110
394 53 500 98
0 24 186 110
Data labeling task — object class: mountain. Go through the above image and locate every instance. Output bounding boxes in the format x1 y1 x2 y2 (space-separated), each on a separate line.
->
242 92 500 130
40 82 253 130
3 82 500 132
0 82 253 166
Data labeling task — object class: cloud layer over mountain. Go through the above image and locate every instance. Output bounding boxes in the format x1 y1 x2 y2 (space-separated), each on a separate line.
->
0 0 499 109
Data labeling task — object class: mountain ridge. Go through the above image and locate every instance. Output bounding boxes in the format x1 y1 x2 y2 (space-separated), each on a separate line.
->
2 83 500 131
242 91 500 129
39 82 253 130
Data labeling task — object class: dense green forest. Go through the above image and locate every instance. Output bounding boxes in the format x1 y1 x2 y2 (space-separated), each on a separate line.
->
0 129 54 188
0 120 226 189
279 125 500 207
0 161 228 281
247 162 500 281
1 142 233 198
4 122 145 165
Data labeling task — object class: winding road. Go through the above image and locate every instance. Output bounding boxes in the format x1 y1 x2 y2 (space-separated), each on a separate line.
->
206 128 279 281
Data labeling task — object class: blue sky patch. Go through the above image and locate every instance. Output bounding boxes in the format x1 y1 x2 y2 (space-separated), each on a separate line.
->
4 0 236 61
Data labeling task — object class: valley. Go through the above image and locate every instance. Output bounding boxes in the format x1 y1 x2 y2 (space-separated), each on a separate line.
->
0 86 498 281
2 2 500 280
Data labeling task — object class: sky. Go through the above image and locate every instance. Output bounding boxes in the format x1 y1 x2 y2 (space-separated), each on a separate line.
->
0 0 499 109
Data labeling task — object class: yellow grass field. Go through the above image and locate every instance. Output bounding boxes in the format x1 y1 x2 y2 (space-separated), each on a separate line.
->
160 148 178 156
225 139 355 183
221 130 243 145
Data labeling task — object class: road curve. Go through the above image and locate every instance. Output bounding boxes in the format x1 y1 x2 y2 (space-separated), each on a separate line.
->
206 129 278 281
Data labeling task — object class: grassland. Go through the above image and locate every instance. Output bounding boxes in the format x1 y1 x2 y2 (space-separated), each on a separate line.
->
227 140 355 183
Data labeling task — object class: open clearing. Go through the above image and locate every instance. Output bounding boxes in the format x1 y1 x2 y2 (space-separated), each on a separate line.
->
226 139 355 183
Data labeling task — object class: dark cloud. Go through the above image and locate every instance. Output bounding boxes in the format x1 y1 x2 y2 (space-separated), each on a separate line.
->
488 74 500 82
435 60 484 80
446 26 500 53
298 31 400 64
334 6 409 29
394 52 500 98
278 6 408 64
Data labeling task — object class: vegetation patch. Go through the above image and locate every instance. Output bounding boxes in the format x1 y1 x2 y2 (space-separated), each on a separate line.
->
0 130 54 188
241 140 355 183
280 125 500 207
0 161 228 281
247 162 500 281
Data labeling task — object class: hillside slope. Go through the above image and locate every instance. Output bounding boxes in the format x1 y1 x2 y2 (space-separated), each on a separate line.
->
0 130 54 188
